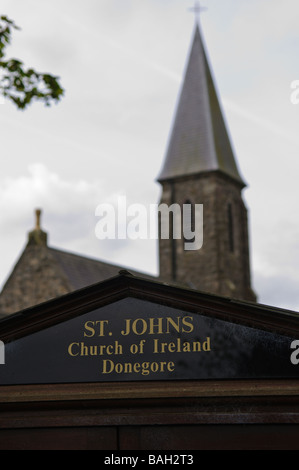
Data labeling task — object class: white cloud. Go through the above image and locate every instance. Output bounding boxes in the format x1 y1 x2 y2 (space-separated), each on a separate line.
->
0 163 104 218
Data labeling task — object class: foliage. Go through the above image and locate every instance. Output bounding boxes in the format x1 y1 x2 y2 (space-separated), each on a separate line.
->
0 16 64 109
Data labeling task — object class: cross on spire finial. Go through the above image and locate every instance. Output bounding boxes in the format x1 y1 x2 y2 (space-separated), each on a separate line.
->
188 1 207 23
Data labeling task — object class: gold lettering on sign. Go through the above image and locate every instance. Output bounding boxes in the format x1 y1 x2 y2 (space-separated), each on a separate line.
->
121 316 194 336
67 314 212 379
153 337 211 354
102 359 176 376
68 341 123 357
84 320 110 337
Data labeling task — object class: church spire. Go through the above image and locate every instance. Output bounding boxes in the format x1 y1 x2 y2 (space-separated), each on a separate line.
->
157 17 256 302
158 19 245 186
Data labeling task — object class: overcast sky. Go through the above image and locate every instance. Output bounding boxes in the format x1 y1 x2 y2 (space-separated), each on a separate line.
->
1 0 299 311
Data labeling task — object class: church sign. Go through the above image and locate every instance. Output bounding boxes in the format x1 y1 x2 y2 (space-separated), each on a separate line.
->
68 312 210 378
0 297 298 385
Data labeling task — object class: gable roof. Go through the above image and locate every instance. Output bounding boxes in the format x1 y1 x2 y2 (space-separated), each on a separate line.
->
1 270 298 344
158 24 245 186
1 271 298 385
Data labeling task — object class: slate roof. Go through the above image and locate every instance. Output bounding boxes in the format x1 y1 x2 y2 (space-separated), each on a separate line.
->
158 24 245 186
49 248 127 291
49 247 155 290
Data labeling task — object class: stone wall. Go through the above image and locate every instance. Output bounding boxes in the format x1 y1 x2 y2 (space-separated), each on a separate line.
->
0 245 71 316
159 171 256 302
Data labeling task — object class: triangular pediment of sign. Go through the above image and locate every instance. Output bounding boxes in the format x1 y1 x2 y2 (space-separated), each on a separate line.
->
0 273 298 385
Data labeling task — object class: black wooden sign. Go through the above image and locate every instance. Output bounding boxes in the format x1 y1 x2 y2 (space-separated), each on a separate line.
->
0 297 298 385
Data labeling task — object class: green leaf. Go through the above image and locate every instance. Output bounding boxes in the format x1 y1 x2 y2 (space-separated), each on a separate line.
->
0 14 64 109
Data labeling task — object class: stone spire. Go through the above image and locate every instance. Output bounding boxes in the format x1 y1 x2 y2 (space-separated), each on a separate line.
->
157 17 256 302
158 22 245 187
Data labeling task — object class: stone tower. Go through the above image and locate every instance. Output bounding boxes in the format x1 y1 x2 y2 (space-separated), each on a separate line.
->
158 22 256 302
